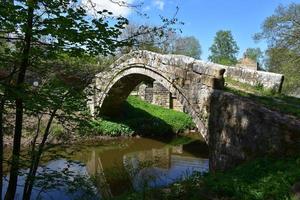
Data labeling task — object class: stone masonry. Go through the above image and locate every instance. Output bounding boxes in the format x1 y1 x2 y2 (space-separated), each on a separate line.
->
88 50 300 171
138 81 184 112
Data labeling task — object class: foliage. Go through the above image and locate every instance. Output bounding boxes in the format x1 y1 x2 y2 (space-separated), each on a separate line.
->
243 48 263 63
88 119 134 136
208 30 239 65
86 96 195 136
0 0 130 199
255 3 300 95
120 22 182 54
254 3 300 53
265 48 300 95
120 23 202 60
201 156 300 200
173 36 202 59
114 156 300 200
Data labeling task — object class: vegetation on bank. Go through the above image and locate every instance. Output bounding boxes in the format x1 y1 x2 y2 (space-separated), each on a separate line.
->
225 78 300 118
85 96 195 137
114 156 300 200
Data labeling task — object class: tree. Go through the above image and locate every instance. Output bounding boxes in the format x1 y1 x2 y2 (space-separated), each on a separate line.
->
255 3 300 94
0 1 128 199
173 36 202 59
244 48 263 63
208 30 239 65
119 23 179 54
0 1 181 199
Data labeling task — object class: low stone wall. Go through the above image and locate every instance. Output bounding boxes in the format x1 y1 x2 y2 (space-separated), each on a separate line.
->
224 66 284 92
208 91 300 171
192 60 284 93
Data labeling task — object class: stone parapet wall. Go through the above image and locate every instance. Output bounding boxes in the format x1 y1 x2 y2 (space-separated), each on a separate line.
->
208 91 300 171
224 66 284 92
192 59 284 92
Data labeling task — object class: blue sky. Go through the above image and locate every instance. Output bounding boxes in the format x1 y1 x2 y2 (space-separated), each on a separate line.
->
89 0 300 60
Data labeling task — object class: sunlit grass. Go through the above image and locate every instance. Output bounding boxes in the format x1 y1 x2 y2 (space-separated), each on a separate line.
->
86 96 195 136
225 78 300 118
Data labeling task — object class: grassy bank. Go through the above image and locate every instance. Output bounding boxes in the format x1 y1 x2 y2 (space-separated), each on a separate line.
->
225 78 300 118
85 96 195 137
114 156 300 200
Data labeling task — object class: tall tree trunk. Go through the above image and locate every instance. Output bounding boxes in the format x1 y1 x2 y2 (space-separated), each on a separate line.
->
0 96 5 200
22 114 42 199
4 1 35 199
22 110 57 200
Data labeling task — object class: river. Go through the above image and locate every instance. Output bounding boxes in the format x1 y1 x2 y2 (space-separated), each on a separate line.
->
2 134 209 199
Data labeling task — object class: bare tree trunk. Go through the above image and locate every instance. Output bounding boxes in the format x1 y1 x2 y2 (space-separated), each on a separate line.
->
0 96 5 200
22 110 57 200
22 114 42 199
4 1 35 199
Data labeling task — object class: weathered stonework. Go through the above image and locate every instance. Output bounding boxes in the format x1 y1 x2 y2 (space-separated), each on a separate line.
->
208 91 300 170
192 60 284 92
137 81 184 112
88 50 299 171
87 50 225 140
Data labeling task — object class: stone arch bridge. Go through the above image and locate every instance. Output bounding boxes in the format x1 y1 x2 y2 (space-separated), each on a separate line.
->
88 50 300 171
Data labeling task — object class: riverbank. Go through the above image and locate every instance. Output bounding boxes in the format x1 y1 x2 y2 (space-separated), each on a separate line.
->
114 155 300 200
4 96 196 148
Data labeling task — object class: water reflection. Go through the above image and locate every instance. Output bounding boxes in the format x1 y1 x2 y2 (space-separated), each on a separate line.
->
2 159 99 200
124 147 208 191
2 136 209 199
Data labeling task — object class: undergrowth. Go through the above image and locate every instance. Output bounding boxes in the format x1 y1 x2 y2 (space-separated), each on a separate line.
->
114 156 300 200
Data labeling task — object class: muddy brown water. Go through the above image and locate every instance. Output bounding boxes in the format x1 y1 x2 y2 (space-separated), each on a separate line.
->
2 134 209 199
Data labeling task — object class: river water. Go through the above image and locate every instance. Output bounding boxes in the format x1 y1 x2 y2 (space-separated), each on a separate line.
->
2 135 209 199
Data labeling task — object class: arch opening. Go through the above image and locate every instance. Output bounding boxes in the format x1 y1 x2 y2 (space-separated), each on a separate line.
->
95 66 208 141
100 73 154 117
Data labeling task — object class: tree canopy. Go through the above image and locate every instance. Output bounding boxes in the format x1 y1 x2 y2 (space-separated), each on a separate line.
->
0 1 129 199
173 36 202 59
244 48 263 63
208 30 239 65
255 3 300 94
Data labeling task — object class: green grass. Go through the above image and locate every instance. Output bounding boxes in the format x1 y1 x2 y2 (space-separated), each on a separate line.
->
225 78 300 118
85 96 195 137
114 156 300 200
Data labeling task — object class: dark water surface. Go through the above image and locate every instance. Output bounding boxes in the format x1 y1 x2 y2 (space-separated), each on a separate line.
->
2 135 209 199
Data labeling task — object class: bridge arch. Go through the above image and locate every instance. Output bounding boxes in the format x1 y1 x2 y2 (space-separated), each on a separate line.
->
87 50 297 171
88 50 226 141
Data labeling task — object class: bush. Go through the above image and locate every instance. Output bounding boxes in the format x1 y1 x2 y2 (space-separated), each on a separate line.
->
89 119 134 137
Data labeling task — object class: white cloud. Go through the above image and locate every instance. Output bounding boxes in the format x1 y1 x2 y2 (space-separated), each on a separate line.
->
153 0 164 10
143 5 151 12
82 0 135 17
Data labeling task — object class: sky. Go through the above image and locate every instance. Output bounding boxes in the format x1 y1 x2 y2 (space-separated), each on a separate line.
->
86 0 300 60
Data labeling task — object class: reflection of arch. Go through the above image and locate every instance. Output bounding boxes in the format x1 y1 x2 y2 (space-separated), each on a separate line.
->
88 51 225 141
86 151 112 199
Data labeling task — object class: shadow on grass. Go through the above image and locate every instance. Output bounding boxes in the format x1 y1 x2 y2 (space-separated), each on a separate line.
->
225 86 300 118
102 101 174 137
